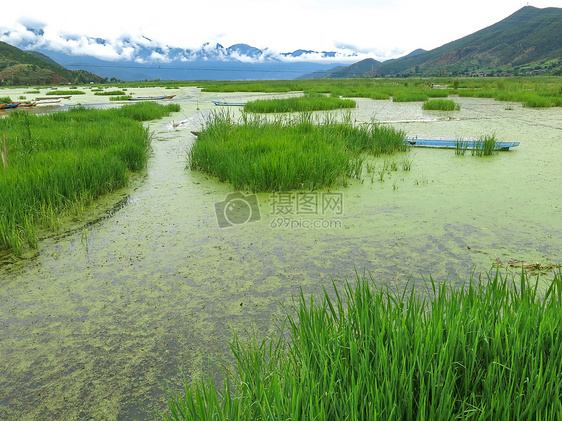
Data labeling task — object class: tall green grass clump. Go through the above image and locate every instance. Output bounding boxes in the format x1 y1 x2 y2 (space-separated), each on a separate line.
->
392 91 429 102
472 134 498 156
244 94 356 113
188 112 406 192
161 271 562 420
45 90 86 95
0 103 178 254
94 90 127 96
422 99 460 111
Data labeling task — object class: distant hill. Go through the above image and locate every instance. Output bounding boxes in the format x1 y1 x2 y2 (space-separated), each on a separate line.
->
332 6 562 78
324 58 382 78
372 6 562 76
296 65 346 80
0 41 104 85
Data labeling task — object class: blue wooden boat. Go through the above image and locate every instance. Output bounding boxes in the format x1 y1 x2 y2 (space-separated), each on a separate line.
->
212 100 247 106
405 138 519 151
128 95 175 101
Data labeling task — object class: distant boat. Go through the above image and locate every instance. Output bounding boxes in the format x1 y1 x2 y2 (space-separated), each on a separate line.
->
128 95 176 101
405 138 519 151
36 96 71 100
35 98 62 105
212 100 247 106
18 102 37 108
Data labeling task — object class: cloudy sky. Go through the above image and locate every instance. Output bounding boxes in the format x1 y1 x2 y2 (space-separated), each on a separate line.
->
2 0 561 61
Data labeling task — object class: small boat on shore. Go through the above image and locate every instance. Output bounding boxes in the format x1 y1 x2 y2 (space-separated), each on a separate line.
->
36 96 71 100
2 103 21 109
212 100 247 106
128 95 176 101
405 138 519 151
35 98 62 105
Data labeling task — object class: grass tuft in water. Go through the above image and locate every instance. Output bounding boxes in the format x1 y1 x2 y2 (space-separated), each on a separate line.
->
455 138 469 155
422 99 460 111
0 103 179 254
161 271 562 421
472 134 498 156
244 94 356 113
188 111 406 192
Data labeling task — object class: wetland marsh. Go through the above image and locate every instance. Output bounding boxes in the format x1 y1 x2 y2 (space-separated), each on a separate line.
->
0 81 561 419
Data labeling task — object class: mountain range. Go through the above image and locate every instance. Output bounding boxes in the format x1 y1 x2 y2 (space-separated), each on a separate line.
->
329 6 561 78
1 5 560 84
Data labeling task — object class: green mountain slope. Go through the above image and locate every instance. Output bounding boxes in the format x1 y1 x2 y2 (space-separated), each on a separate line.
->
344 6 561 77
327 58 382 78
0 41 104 85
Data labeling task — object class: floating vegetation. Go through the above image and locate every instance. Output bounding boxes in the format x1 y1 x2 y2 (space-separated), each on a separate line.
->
161 271 562 420
0 103 179 254
188 111 406 192
422 99 460 111
244 94 356 113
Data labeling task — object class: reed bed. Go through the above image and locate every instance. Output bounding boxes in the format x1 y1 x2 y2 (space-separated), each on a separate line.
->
392 91 429 102
161 271 562 421
0 103 179 254
45 90 86 95
422 99 460 111
188 112 406 192
196 77 561 108
94 90 127 96
244 94 356 113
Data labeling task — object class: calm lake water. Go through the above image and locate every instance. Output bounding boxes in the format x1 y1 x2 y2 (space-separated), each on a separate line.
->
1 87 561 420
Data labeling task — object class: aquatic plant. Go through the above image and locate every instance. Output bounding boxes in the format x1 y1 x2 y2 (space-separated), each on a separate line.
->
422 99 460 111
401 155 413 170
94 90 127 96
472 134 498 156
45 90 86 95
455 138 469 155
109 95 133 101
188 111 406 192
244 94 356 113
0 103 179 254
161 271 562 420
392 91 429 102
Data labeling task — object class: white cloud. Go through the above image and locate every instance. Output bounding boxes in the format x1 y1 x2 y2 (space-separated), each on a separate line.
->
1 0 560 63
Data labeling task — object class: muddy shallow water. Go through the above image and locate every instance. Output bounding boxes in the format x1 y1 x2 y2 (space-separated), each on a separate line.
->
1 87 561 420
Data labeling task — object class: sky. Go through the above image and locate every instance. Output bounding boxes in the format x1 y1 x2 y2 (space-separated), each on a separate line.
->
1 0 561 62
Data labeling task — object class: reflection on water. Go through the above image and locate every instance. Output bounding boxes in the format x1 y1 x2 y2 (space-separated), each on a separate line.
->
1 88 561 420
